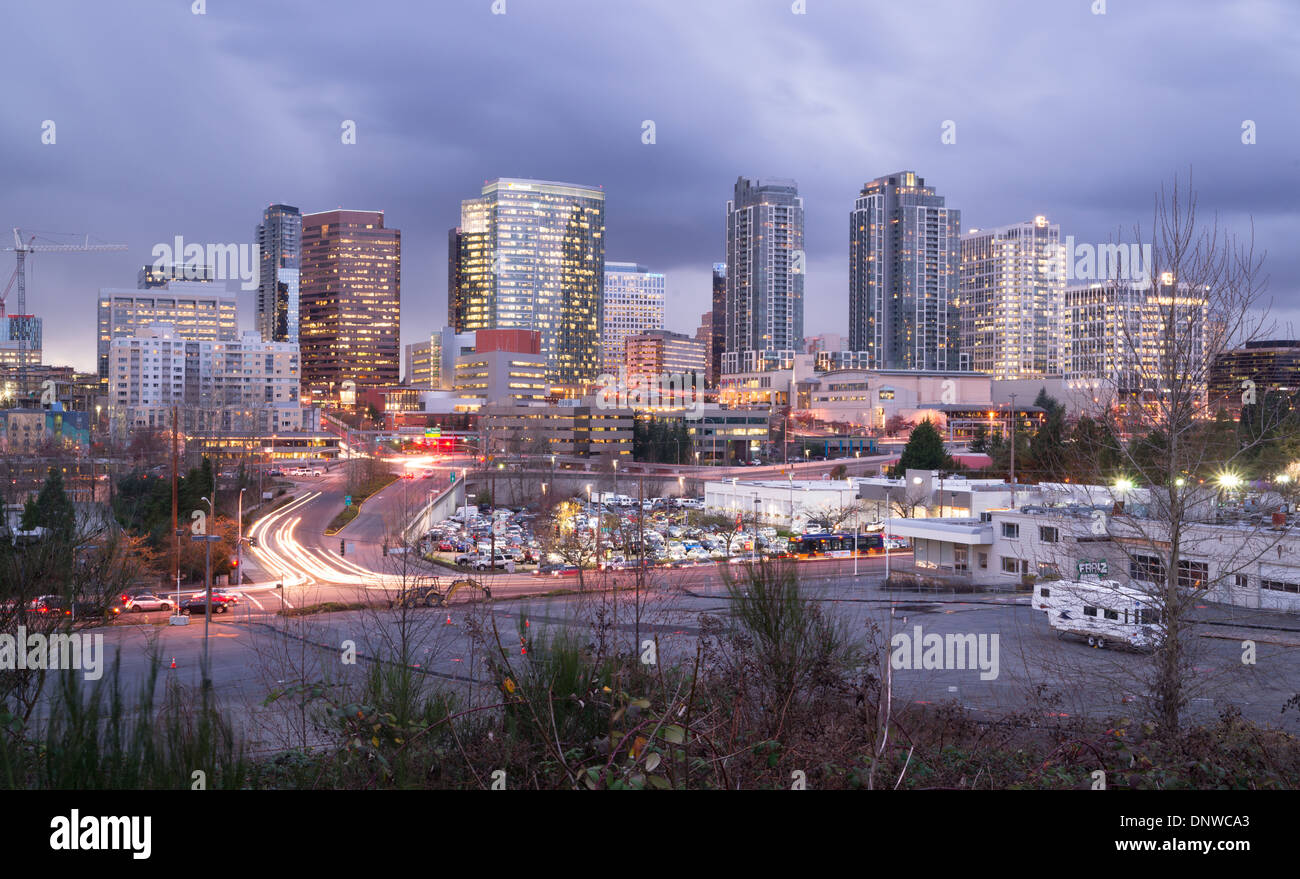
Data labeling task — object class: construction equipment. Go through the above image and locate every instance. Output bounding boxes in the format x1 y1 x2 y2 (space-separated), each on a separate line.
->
2 228 127 391
391 575 492 609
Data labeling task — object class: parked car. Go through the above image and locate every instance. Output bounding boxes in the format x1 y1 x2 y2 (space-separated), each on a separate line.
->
473 553 515 572
124 593 175 613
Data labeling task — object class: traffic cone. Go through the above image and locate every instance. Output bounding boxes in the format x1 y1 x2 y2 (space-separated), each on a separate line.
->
445 613 453 625
169 657 176 670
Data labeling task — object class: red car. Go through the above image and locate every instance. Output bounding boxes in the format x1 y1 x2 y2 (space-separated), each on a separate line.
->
181 590 240 614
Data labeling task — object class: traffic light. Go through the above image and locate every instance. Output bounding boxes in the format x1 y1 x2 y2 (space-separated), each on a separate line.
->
339 538 346 555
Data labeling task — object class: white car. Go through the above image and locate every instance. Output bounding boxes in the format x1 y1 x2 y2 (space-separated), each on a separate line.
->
124 593 175 613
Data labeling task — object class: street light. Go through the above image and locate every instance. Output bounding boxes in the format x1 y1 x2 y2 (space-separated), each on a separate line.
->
1114 477 1134 493
235 488 247 588
1216 472 1243 489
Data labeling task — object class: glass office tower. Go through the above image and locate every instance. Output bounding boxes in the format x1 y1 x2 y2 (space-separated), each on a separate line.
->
455 178 605 392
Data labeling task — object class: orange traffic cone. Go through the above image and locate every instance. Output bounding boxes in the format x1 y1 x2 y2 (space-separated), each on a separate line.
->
445 613 453 625
169 657 176 670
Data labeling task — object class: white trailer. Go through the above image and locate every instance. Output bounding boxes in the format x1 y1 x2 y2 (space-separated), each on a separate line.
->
1031 578 1163 650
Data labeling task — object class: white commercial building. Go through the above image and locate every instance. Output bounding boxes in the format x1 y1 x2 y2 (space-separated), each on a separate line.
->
886 490 1299 613
704 478 867 531
451 348 549 410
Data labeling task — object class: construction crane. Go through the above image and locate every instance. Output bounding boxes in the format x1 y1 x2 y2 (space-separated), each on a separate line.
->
2 228 127 394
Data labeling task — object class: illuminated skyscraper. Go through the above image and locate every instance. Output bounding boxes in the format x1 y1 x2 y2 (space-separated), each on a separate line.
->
455 178 605 391
300 209 401 394
256 203 302 343
849 171 961 370
602 262 665 374
959 217 1065 379
723 178 803 374
709 263 726 386
447 226 465 331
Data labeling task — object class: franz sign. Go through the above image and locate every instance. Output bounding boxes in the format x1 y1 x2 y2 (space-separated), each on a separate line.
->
1077 559 1109 577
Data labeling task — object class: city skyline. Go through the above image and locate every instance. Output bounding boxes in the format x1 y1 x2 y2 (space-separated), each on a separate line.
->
2 0 1295 372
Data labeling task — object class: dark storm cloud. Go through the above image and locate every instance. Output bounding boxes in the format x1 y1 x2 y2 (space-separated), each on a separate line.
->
2 0 1296 370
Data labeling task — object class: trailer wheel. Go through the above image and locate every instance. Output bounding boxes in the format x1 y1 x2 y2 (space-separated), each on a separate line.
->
1096 638 1106 650
1086 635 1096 647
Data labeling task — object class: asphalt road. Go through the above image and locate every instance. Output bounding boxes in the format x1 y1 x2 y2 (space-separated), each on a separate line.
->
69 464 1300 752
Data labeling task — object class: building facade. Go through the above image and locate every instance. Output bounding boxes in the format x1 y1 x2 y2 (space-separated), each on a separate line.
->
96 283 237 380
601 262 665 375
138 264 216 288
300 209 401 394
849 171 962 371
256 203 303 344
710 263 726 387
107 326 310 434
1064 280 1207 404
624 329 706 379
959 216 1064 380
477 401 633 458
0 315 42 369
452 329 549 410
454 178 606 392
890 502 1300 613
725 178 804 368
1209 340 1300 414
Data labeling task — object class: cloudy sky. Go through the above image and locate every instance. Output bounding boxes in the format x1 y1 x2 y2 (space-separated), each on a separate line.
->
3 0 1297 371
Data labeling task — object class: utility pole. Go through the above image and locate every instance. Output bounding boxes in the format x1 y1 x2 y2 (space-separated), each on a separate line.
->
1008 393 1018 509
884 489 892 581
636 475 645 649
236 488 246 587
171 406 179 594
192 532 220 690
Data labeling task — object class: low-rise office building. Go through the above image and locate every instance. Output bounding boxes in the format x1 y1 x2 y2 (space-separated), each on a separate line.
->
477 401 633 459
886 491 1299 612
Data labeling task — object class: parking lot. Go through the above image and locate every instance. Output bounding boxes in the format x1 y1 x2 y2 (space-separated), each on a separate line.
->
420 493 809 576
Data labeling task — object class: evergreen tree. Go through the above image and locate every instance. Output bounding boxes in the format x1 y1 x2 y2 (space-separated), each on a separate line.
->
21 467 76 542
896 418 954 473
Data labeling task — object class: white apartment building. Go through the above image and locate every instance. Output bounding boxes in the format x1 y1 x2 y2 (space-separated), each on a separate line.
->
959 216 1065 380
108 325 309 434
97 282 238 380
